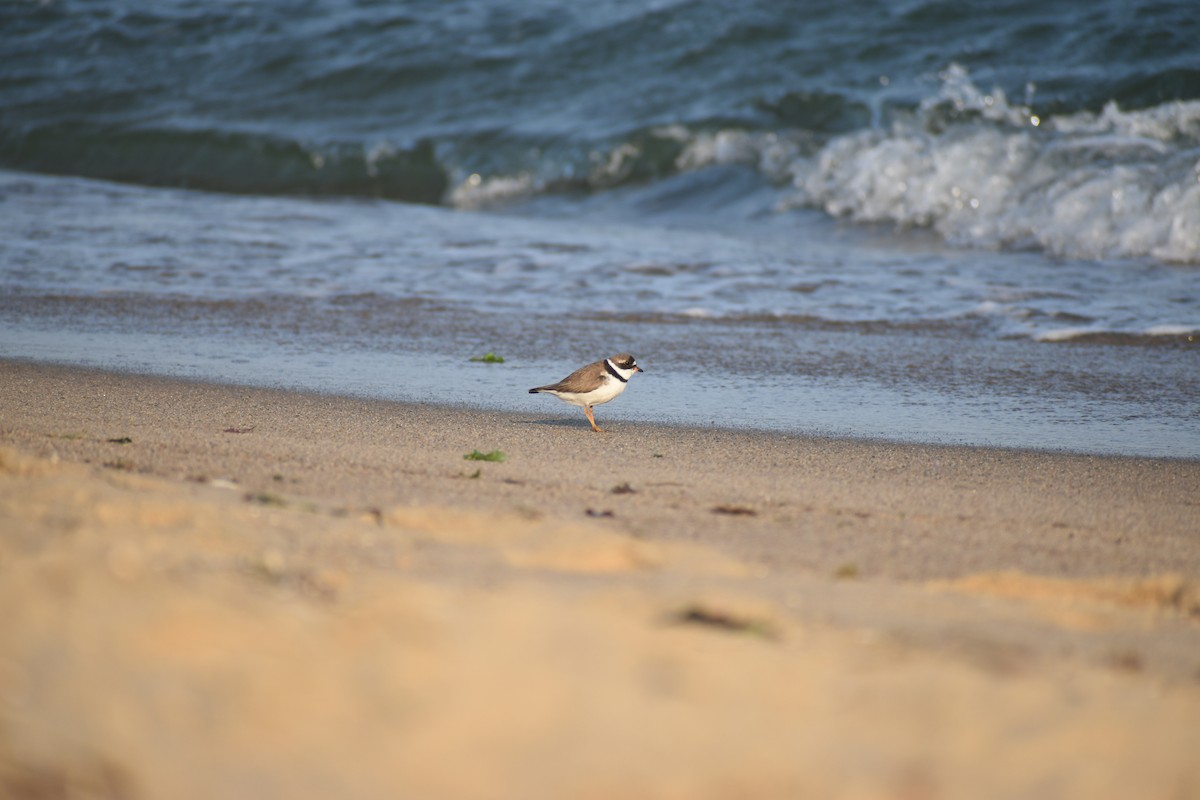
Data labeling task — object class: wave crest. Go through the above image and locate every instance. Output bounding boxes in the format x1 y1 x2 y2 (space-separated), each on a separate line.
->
781 68 1200 263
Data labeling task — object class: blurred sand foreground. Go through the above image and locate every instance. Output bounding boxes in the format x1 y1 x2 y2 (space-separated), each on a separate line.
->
1 360 1198 800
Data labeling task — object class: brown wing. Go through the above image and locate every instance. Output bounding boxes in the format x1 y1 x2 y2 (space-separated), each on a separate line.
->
535 359 607 394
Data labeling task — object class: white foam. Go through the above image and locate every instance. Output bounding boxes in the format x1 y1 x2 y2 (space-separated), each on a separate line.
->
1035 324 1199 342
787 112 1200 262
1144 325 1198 337
679 65 1200 265
677 129 763 170
448 172 538 210
970 301 1006 317
1035 327 1098 342
364 141 396 178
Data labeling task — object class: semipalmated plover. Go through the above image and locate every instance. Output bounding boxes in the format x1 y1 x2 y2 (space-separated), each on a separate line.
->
528 353 643 432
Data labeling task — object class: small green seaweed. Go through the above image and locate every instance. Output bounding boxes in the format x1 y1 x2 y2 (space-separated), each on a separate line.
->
107 436 133 445
246 492 286 507
711 504 756 516
469 352 506 364
669 604 779 641
464 450 506 462
835 562 860 580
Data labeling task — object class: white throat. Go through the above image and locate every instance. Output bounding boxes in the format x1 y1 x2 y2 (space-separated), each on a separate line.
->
605 359 636 382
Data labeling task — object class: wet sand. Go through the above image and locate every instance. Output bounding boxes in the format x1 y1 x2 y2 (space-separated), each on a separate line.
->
1 358 1198 799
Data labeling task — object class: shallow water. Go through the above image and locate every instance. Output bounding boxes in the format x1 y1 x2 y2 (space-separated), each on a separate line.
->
2 170 1197 458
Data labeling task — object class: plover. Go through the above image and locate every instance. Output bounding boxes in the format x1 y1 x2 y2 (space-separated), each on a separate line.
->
528 353 643 432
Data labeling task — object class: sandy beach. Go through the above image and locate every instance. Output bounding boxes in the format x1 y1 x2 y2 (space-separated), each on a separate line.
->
1 357 1198 799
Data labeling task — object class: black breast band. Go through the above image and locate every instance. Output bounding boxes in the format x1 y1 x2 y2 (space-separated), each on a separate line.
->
603 360 628 383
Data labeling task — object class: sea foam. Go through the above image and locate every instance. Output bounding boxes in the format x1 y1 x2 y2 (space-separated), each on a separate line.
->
677 66 1200 265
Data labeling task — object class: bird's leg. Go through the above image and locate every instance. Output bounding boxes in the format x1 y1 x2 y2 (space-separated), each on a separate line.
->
584 405 604 433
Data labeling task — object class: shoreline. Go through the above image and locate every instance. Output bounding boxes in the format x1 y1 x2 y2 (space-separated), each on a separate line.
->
2 357 1199 798
5 308 1198 460
3 357 1199 581
5 352 1199 464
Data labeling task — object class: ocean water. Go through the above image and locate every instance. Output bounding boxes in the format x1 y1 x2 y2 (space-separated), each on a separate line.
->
1 0 1198 457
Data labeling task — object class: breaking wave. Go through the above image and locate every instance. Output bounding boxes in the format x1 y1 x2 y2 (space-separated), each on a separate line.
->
778 66 1200 264
451 66 1200 264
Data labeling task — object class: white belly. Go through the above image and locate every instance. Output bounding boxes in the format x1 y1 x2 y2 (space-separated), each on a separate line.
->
555 376 627 407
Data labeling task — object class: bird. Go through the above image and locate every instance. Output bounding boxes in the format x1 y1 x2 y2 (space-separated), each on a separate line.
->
528 353 643 432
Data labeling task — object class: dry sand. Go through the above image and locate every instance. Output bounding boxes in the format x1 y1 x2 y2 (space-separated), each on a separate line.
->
1 358 1198 799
